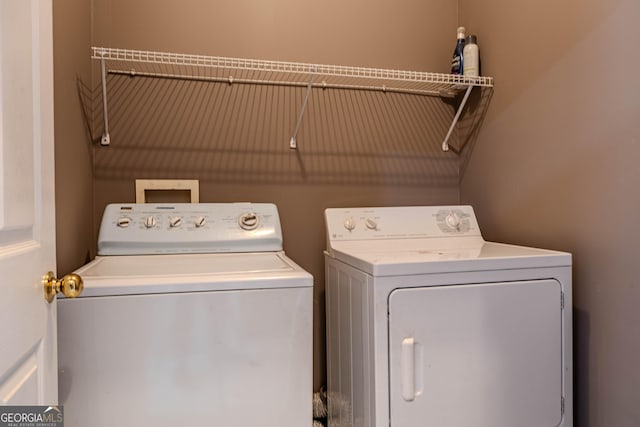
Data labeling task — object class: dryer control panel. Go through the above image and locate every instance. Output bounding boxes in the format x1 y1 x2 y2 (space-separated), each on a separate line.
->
98 203 282 255
325 205 482 241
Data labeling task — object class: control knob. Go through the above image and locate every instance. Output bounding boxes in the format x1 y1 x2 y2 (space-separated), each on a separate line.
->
117 217 131 228
445 212 461 230
144 216 157 229
344 218 356 232
365 218 378 230
195 216 207 228
238 213 259 230
169 216 182 228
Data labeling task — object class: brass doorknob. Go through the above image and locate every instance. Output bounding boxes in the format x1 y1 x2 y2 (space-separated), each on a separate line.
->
43 271 84 303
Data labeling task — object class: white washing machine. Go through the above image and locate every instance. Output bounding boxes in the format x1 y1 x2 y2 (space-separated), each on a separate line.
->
324 205 572 427
58 203 312 427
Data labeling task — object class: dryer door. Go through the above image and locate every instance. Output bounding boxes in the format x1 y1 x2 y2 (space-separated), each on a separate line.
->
388 280 563 427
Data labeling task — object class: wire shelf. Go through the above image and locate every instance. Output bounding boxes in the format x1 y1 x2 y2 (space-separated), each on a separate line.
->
91 47 494 150
92 47 493 92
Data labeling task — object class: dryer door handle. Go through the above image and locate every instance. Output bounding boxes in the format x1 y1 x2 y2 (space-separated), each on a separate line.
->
400 337 424 402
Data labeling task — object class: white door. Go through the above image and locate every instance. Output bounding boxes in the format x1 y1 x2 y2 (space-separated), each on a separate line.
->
389 280 563 427
0 0 58 404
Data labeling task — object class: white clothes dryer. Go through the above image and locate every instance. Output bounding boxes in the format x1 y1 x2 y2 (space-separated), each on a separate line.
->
58 203 312 427
324 205 572 427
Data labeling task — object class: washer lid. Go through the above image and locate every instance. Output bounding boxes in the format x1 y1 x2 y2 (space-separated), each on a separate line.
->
71 252 312 297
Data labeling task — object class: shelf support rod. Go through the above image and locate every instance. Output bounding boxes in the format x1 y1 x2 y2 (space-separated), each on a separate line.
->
289 67 317 149
441 85 473 152
99 52 111 146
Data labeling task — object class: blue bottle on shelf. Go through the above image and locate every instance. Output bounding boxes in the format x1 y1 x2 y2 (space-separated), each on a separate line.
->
451 26 466 75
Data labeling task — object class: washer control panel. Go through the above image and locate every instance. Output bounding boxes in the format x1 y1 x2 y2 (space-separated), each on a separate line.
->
98 203 282 255
325 205 481 241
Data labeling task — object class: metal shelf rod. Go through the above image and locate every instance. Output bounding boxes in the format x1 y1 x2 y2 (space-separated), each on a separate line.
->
107 69 445 97
441 85 473 152
99 56 110 146
290 69 317 149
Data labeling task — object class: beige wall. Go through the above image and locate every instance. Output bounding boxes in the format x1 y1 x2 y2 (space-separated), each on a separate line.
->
91 0 455 71
460 0 640 425
53 0 94 274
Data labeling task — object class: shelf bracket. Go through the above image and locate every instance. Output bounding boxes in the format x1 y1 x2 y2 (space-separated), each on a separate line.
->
441 85 473 152
99 51 111 146
289 67 317 149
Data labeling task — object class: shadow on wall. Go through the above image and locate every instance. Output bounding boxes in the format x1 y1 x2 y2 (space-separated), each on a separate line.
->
77 72 492 187
455 86 494 181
